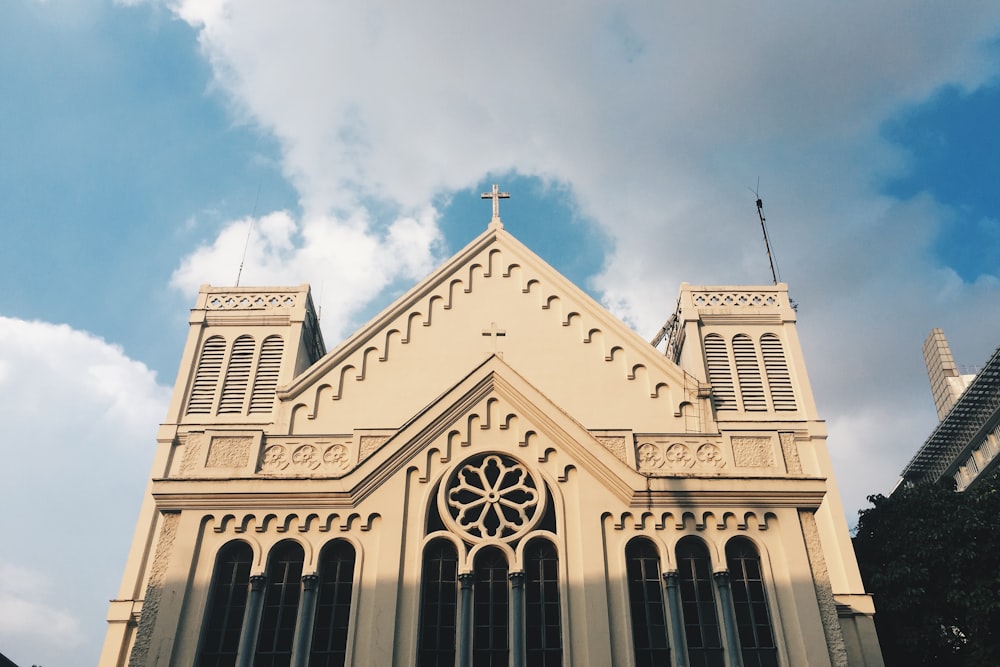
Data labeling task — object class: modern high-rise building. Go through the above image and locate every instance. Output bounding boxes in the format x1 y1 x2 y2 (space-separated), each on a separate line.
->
101 204 883 666
900 328 1000 491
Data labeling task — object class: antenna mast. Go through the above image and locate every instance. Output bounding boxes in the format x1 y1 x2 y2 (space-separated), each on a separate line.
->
235 182 262 287
753 184 779 285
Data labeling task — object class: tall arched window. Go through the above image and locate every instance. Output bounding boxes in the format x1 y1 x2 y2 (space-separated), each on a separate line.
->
218 335 255 414
255 540 304 667
625 538 671 667
310 540 356 667
197 540 252 667
726 538 778 667
524 538 562 666
474 547 509 667
760 334 797 411
418 540 459 667
188 336 226 415
249 335 284 414
676 538 724 667
732 334 766 411
704 334 736 411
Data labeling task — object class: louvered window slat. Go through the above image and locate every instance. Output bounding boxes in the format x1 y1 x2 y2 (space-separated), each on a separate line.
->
705 334 736 411
733 334 767 411
187 336 225 414
218 336 255 414
249 335 283 414
761 333 797 411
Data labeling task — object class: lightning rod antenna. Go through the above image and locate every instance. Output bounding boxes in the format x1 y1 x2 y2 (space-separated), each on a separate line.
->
235 181 262 287
751 180 779 285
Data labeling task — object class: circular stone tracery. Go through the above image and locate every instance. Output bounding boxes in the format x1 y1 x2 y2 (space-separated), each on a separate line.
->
439 453 545 543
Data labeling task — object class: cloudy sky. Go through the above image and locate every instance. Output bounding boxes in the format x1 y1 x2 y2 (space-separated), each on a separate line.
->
3 1 999 664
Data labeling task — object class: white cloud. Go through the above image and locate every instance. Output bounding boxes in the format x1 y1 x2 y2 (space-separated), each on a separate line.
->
0 562 84 650
161 1 1000 518
170 208 444 341
0 316 170 666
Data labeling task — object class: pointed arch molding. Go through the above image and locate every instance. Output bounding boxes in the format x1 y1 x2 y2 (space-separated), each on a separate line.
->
278 229 702 420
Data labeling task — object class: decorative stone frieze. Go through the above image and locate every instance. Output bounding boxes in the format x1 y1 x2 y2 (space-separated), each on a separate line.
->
634 438 726 472
206 436 253 468
596 436 627 462
259 439 355 476
731 436 775 468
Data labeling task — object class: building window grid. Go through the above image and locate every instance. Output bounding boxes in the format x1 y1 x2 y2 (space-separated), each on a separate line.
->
473 547 510 667
310 541 356 667
677 540 724 667
198 541 253 667
524 539 562 666
255 541 305 667
418 540 459 667
625 539 671 667
726 540 778 667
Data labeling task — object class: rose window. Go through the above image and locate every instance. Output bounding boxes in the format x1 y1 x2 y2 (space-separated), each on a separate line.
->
439 454 545 542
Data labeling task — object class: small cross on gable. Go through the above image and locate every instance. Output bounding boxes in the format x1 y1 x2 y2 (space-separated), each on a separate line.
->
482 321 507 358
481 184 510 228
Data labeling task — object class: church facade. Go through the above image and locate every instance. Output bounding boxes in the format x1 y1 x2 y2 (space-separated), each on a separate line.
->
101 208 883 666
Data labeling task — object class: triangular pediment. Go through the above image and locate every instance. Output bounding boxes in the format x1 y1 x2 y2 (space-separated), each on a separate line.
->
333 355 645 506
276 226 701 436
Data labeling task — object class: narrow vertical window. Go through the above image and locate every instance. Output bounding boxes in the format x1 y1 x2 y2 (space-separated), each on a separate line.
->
198 540 252 667
733 334 766 411
418 540 458 667
760 334 797 411
525 539 562 666
726 539 778 667
249 335 284 414
188 336 226 414
626 538 671 667
704 334 736 411
255 540 304 667
677 538 724 667
474 547 509 667
310 540 356 667
219 335 255 414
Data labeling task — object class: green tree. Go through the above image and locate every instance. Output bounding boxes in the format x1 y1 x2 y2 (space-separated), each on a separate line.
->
853 471 1000 667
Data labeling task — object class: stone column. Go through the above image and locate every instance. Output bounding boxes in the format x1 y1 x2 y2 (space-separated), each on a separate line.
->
714 571 743 667
236 574 267 667
663 571 688 667
458 573 475 667
510 571 525 667
291 574 319 667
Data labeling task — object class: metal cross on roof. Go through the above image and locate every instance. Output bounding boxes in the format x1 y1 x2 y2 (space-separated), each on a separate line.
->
481 184 510 228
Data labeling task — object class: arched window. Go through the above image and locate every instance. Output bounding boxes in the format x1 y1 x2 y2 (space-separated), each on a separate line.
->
188 336 226 414
197 540 252 667
255 540 304 666
219 335 255 414
760 334 797 411
732 334 766 411
418 540 459 667
676 538 723 667
310 540 356 667
524 539 562 666
726 539 777 667
249 335 283 414
625 538 671 667
473 547 509 667
704 334 736 411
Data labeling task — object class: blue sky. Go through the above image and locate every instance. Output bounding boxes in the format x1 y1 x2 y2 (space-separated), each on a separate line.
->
2 1 999 664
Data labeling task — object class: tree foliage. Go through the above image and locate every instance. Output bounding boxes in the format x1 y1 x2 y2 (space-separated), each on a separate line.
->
853 471 1000 667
